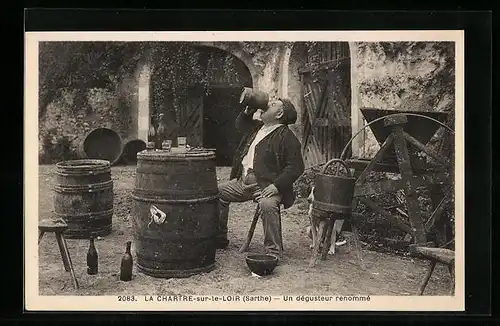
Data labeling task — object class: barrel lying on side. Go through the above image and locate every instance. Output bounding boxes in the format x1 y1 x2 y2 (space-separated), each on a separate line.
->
131 149 219 278
121 139 147 165
54 159 113 239
78 128 123 166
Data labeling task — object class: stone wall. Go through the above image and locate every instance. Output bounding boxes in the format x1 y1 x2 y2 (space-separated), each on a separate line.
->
198 41 287 94
38 86 135 163
37 41 294 163
351 41 455 158
38 41 455 164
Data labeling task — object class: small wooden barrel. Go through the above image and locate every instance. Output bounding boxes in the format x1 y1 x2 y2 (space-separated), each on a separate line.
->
239 87 269 110
54 159 113 239
312 159 356 218
131 149 219 278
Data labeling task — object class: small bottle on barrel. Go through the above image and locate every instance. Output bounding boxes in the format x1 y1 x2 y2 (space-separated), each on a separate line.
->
120 241 133 282
87 235 98 275
148 115 156 144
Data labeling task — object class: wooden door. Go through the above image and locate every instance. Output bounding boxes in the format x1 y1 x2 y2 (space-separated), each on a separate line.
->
178 87 204 148
300 42 352 167
203 87 243 166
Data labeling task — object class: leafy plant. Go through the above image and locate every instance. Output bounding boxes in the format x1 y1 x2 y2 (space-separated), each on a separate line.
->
39 41 248 119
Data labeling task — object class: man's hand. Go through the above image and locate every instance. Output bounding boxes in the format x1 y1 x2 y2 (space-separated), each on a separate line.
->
260 184 280 199
244 106 257 115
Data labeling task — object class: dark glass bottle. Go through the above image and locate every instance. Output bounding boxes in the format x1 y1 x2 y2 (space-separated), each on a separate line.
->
156 113 165 149
87 235 98 275
148 115 156 144
120 241 133 282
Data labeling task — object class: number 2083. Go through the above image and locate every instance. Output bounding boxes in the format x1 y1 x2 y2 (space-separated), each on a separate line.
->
118 295 137 302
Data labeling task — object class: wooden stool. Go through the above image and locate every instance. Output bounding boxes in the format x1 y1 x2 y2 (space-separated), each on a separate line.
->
309 214 365 268
38 218 79 289
413 245 455 295
239 204 283 254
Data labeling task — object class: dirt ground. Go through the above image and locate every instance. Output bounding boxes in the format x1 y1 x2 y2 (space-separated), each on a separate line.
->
38 165 452 296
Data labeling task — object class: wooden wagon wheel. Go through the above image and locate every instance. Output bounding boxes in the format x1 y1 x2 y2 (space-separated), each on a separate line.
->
340 111 455 248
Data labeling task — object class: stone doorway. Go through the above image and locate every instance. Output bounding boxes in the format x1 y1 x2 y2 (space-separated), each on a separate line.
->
149 44 253 166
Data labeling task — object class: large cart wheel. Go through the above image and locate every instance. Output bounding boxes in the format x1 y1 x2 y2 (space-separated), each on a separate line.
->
339 108 455 248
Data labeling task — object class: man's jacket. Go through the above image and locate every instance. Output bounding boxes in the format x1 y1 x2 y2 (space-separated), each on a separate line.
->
230 109 305 209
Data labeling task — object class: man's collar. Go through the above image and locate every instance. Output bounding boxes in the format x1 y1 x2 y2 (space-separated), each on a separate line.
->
261 122 283 129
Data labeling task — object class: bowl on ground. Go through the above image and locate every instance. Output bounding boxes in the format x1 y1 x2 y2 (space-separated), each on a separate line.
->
245 253 278 276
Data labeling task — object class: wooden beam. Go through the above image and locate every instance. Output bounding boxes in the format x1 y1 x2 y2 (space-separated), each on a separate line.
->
403 131 451 168
355 133 395 186
392 125 427 244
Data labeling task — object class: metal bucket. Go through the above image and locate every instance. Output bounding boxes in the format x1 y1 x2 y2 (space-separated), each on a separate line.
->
239 87 269 110
311 159 356 218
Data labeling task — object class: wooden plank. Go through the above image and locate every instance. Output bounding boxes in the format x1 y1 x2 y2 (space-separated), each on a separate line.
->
307 81 322 154
181 88 203 147
301 79 313 152
312 73 333 161
300 72 308 151
300 49 351 161
319 77 334 161
302 82 315 151
334 127 339 159
302 80 326 158
329 125 335 160
305 137 321 167
301 80 323 165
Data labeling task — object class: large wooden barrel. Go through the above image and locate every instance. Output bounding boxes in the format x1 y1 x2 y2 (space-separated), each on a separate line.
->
131 149 219 278
78 128 123 166
54 159 113 239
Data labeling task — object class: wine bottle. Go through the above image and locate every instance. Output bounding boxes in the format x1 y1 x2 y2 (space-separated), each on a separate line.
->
148 115 156 143
87 235 98 275
120 241 133 282
157 113 165 148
